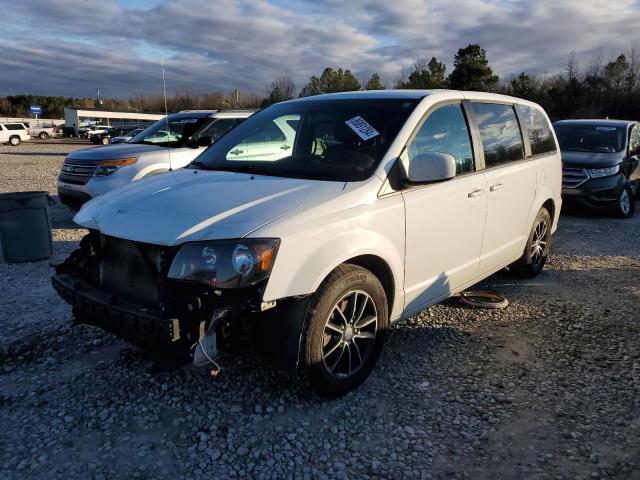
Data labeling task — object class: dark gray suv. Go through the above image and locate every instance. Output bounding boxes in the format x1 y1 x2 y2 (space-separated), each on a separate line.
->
554 119 640 218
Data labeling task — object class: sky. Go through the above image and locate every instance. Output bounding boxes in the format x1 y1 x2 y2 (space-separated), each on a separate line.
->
0 0 639 98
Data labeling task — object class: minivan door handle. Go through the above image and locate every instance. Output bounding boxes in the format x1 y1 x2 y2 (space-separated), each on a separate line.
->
467 188 485 198
489 183 503 192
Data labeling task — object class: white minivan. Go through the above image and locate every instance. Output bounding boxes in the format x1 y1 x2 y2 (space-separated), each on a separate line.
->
53 90 562 396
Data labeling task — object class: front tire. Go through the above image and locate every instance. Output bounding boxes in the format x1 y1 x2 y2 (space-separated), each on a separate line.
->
9 136 20 146
302 264 388 397
101 137 110 145
614 186 635 219
511 207 551 278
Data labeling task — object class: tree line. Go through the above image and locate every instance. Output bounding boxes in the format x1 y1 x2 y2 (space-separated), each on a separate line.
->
2 44 639 121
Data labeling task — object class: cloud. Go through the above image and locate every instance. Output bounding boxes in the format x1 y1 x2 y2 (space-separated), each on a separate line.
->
0 0 639 97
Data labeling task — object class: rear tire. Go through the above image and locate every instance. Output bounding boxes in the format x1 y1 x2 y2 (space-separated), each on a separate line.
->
9 136 20 146
101 137 110 145
39 132 49 140
614 186 635 219
511 207 551 279
301 264 388 397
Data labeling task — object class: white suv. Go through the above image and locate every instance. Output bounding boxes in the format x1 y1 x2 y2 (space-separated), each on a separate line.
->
57 110 254 210
0 123 31 145
52 90 561 395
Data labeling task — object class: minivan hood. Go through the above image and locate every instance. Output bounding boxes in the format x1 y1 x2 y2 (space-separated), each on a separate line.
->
561 150 623 168
74 169 345 245
66 143 166 162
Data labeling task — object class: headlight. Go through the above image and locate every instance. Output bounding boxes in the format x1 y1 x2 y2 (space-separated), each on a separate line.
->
588 165 619 178
167 239 279 289
94 157 137 176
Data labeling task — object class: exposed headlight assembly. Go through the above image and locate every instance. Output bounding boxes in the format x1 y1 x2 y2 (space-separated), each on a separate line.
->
94 157 137 176
168 239 279 289
588 165 619 178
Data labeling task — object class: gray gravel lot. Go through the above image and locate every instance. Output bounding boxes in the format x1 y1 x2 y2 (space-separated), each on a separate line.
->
1 140 639 479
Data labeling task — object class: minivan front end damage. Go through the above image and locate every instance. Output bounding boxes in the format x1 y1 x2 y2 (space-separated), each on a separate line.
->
52 231 281 367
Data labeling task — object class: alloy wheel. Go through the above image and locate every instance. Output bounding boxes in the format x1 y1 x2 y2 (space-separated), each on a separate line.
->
619 189 631 216
529 218 549 267
322 290 378 379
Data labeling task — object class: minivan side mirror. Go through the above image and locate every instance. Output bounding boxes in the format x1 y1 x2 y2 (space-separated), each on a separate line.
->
400 151 457 184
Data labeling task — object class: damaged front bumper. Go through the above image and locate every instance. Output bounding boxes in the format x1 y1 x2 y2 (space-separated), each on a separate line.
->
50 232 305 373
52 273 182 350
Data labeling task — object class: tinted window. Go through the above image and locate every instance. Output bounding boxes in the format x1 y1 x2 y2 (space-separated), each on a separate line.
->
629 125 640 154
471 103 524 166
408 104 474 174
129 116 210 147
516 104 556 156
554 125 626 153
198 118 239 143
5 124 25 131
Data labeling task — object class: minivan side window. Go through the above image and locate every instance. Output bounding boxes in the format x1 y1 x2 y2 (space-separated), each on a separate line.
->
408 104 474 174
515 104 556 156
471 103 524 166
4 124 25 131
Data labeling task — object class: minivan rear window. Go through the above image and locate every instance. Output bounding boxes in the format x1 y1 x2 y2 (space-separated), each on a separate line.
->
471 103 524 167
516 105 556 156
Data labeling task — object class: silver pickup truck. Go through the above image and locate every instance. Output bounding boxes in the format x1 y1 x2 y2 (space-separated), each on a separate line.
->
26 124 57 140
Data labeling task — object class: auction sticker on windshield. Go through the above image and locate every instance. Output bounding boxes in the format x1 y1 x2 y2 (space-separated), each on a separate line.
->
345 116 379 141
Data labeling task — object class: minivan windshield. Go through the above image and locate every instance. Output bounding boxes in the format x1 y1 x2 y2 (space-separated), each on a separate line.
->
130 116 210 148
554 124 626 153
193 98 419 182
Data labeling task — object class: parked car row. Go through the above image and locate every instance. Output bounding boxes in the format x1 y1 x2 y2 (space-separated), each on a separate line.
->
89 127 145 145
0 122 67 144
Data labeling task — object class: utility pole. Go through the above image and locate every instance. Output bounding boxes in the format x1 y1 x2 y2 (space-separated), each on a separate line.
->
96 88 103 108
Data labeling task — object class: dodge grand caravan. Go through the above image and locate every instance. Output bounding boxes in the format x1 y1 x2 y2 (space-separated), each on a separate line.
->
52 90 562 396
57 110 254 210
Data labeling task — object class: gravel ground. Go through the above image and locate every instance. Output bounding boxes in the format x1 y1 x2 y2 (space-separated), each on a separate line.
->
1 140 639 479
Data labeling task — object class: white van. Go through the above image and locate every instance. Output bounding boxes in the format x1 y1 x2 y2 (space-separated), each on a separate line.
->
57 110 254 210
53 90 562 396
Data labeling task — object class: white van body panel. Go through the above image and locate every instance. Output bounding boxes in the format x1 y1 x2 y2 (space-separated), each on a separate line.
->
250 178 407 321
